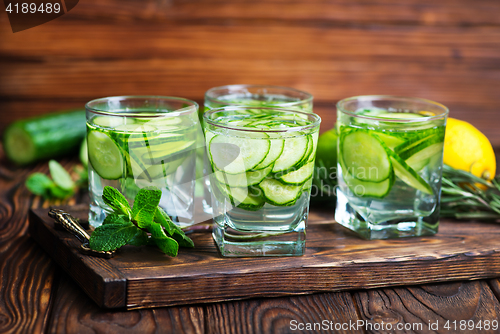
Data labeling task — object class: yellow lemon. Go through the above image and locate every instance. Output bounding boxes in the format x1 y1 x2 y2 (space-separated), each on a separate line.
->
443 118 496 180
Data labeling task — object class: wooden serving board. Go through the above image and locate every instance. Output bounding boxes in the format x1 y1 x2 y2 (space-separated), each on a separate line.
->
29 204 500 310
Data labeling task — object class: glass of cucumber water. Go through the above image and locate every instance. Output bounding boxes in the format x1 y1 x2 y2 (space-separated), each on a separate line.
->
203 106 321 257
86 96 201 228
335 95 448 239
201 85 313 215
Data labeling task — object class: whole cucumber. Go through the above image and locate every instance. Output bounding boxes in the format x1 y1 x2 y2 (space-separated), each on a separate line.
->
3 109 86 165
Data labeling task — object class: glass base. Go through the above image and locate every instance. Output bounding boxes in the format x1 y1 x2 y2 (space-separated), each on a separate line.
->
212 220 306 257
335 193 439 240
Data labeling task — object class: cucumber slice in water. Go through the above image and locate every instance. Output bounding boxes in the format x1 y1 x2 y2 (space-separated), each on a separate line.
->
87 130 124 180
224 186 265 211
386 150 433 195
272 134 309 173
209 134 270 174
395 135 444 161
341 130 392 182
258 178 303 206
215 164 272 188
252 136 284 170
339 155 394 198
372 131 406 150
279 161 314 185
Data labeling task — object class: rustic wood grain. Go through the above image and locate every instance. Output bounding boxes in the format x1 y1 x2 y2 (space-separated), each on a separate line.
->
1 0 500 148
28 204 500 310
204 292 360 334
355 281 500 333
0 235 56 334
47 271 205 334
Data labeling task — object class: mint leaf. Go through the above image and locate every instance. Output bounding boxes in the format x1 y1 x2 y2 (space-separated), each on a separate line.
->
89 223 137 252
49 160 75 191
147 223 179 257
155 207 194 248
102 214 129 225
172 230 195 248
132 187 162 228
127 230 150 246
26 173 54 197
154 207 176 235
102 186 132 217
48 184 73 199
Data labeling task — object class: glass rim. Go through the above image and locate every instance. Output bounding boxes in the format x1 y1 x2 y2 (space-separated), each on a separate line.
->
85 95 199 118
337 95 449 122
204 84 313 107
203 106 321 133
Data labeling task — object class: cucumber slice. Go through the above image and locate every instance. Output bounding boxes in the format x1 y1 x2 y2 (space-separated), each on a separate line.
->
405 143 443 170
373 112 426 119
387 151 433 194
279 161 314 185
209 134 270 174
145 117 183 127
407 158 429 172
339 155 394 198
140 140 196 164
92 115 133 128
372 131 406 150
215 165 272 188
252 136 284 170
306 132 319 163
258 178 303 206
87 130 124 180
272 134 309 173
340 130 392 182
299 135 312 165
225 186 265 211
395 135 444 161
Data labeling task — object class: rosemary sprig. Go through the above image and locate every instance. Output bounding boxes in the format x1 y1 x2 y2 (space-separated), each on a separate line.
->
440 164 500 220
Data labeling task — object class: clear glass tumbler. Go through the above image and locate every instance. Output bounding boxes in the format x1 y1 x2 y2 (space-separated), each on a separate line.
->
203 106 321 257
335 95 448 239
86 96 201 228
201 84 313 215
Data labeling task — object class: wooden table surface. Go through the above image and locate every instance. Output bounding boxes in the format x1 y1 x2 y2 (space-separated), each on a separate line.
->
2 0 500 332
1 149 500 334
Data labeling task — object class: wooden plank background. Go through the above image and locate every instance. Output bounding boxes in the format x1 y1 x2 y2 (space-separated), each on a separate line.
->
1 0 500 149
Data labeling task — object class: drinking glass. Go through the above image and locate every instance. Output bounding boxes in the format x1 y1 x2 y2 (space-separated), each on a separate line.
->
86 96 201 228
203 106 321 256
335 95 448 239
201 84 313 215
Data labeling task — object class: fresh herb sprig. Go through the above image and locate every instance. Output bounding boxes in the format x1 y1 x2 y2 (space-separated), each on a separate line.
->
440 164 500 220
88 186 194 256
26 160 87 199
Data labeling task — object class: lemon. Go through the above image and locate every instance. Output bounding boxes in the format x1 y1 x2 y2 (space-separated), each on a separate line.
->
443 118 496 180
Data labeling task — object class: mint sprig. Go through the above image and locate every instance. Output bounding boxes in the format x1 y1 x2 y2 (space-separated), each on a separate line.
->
89 186 194 256
25 160 76 199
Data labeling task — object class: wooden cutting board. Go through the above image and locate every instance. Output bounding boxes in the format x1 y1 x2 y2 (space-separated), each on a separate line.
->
29 204 500 310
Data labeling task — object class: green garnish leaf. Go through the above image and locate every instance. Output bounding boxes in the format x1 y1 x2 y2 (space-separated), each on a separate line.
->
102 213 129 225
89 186 194 256
127 230 151 246
25 173 54 197
102 186 132 217
147 223 179 257
89 223 137 252
155 207 194 248
48 184 73 199
49 160 75 191
132 187 162 228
